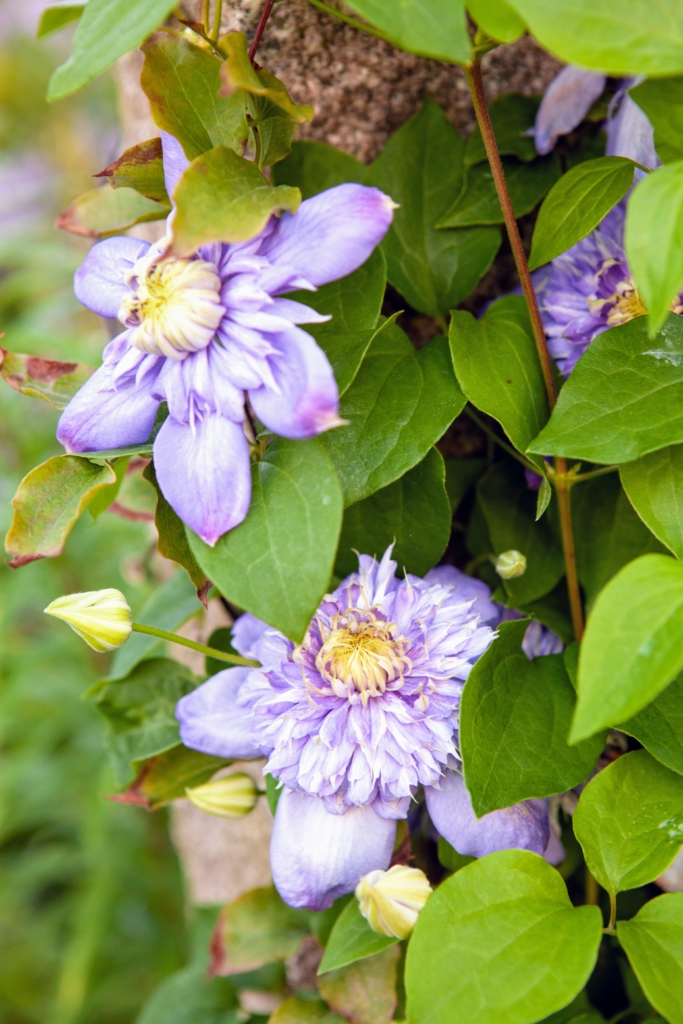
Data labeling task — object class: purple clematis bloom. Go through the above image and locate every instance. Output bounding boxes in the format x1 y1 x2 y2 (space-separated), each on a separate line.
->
57 133 395 545
176 549 564 910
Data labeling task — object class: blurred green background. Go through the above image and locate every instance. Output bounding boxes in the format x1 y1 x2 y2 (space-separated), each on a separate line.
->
0 7 188 1022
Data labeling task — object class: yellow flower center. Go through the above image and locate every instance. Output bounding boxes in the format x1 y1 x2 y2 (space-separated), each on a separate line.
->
313 610 411 705
119 252 225 360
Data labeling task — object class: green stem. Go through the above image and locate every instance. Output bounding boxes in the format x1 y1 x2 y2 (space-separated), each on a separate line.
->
211 0 223 42
131 623 259 667
202 0 210 34
608 891 617 932
573 464 619 482
585 866 600 907
466 405 540 473
305 0 392 42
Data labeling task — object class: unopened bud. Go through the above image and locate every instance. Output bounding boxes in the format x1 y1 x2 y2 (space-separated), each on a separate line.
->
44 589 132 652
355 864 432 939
185 773 259 818
495 549 527 579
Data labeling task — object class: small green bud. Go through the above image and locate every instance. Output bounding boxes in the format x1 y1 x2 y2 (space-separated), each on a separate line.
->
495 549 527 579
356 864 432 939
185 773 259 818
44 589 132 652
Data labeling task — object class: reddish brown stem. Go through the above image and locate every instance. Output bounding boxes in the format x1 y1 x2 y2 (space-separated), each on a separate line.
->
249 0 276 59
464 59 584 640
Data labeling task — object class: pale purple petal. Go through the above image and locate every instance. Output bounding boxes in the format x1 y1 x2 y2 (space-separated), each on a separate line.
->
425 771 550 858
161 130 190 197
424 565 499 624
270 789 396 910
248 326 341 439
176 668 263 759
57 363 159 453
154 413 252 546
606 93 658 170
74 236 150 318
231 613 269 660
534 66 606 155
544 829 566 866
259 184 394 288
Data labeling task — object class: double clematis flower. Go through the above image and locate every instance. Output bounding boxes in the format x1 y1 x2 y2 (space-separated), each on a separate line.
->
177 547 565 911
58 134 395 544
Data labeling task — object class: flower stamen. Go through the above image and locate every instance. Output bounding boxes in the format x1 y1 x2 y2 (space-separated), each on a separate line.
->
313 609 412 705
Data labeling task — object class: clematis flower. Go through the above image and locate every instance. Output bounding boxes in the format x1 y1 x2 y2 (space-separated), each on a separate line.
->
176 549 564 911
57 133 394 544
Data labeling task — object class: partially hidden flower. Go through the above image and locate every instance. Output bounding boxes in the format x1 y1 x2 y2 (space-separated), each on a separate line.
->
176 548 565 911
185 772 259 818
44 588 132 652
356 864 432 938
58 132 395 545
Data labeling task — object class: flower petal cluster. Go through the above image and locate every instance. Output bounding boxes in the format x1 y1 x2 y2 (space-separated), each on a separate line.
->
58 133 394 545
176 549 565 910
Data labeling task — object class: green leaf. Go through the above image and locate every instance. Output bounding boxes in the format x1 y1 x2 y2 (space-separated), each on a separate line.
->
0 345 93 409
56 186 169 238
573 749 683 894
345 0 470 63
506 0 683 76
335 448 451 577
529 157 635 271
141 34 248 161
142 464 209 599
270 998 344 1024
629 77 683 164
466 0 525 42
88 455 129 520
48 0 179 100
96 658 199 787
214 887 309 974
170 146 300 255
72 443 154 460
187 438 343 642
37 3 84 38
437 838 475 873
460 620 605 815
317 946 400 1024
289 248 386 395
108 570 201 681
465 94 539 167
318 900 397 974
572 473 665 608
572 554 683 741
537 992 604 1024
625 162 683 335
620 674 683 776
618 893 683 1024
621 444 683 559
528 314 683 465
272 140 367 200
444 458 487 512
116 745 229 810
405 850 603 1024
366 100 501 322
477 461 565 605
4 455 115 568
320 325 465 506
437 154 561 228
449 296 549 456
94 137 169 202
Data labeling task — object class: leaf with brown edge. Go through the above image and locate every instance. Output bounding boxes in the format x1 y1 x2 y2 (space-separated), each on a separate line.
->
317 946 400 1024
142 463 210 604
219 32 313 123
94 137 169 202
210 887 310 976
5 455 115 568
56 186 169 238
0 345 94 409
107 745 229 810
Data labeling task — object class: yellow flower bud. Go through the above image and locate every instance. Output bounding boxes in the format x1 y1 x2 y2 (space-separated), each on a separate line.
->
355 864 432 939
185 773 259 818
44 589 132 653
495 549 527 579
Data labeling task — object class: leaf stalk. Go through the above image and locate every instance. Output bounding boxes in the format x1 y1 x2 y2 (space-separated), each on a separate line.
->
131 623 259 668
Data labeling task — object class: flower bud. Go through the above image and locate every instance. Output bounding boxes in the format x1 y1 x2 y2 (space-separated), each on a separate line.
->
44 589 132 652
185 773 259 818
355 864 432 939
495 549 527 579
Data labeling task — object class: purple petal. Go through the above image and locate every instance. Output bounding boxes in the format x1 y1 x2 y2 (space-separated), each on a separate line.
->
606 94 658 170
176 667 263 759
57 363 159 453
231 613 269 660
534 67 606 155
161 130 190 197
74 236 150 318
425 771 550 858
260 183 394 288
153 413 252 546
423 565 499 624
544 829 566 866
248 325 341 439
270 788 396 910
